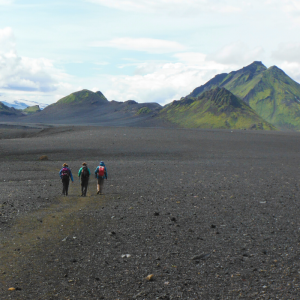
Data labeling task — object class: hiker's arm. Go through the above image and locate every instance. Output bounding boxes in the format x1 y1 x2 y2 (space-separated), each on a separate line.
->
78 168 82 177
69 170 74 182
59 169 62 178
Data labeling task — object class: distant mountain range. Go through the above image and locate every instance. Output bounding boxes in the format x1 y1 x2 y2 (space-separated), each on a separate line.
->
1 99 48 110
1 61 300 131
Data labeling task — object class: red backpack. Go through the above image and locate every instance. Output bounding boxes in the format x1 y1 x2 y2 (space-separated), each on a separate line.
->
98 166 105 177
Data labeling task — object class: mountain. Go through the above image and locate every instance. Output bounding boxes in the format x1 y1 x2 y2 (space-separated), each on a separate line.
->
159 87 275 130
22 105 41 115
188 61 300 130
20 89 165 127
0 102 23 117
1 99 48 110
48 89 109 107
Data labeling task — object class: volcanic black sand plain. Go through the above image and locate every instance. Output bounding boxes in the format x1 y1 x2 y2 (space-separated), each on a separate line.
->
0 124 300 299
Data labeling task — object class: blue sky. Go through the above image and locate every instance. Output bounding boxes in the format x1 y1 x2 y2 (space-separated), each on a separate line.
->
0 0 300 105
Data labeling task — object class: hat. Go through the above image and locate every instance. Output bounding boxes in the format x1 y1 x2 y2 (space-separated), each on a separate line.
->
82 162 87 166
62 163 68 167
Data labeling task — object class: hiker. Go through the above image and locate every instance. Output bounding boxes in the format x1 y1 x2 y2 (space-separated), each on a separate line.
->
59 163 74 196
78 162 90 196
95 161 107 194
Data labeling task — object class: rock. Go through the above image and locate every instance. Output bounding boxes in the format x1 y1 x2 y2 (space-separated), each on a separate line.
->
170 217 176 222
108 231 116 236
39 155 48 161
191 253 211 260
211 224 216 228
154 212 160 216
145 274 154 281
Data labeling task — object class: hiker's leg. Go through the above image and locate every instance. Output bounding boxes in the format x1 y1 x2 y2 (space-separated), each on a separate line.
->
84 180 88 196
97 178 101 193
62 179 65 195
65 179 69 196
81 181 84 196
99 178 104 194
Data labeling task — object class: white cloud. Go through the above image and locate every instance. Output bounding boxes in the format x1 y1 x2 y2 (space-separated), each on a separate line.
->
0 27 15 53
272 42 300 63
271 42 300 83
91 37 186 53
0 27 70 93
97 54 237 104
206 42 264 65
276 61 300 82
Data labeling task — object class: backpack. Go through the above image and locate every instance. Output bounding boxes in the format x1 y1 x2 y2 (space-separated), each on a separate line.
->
81 166 89 179
98 166 105 177
61 167 69 179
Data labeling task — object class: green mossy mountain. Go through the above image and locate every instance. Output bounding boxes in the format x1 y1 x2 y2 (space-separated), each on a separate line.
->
159 87 275 130
22 105 41 114
47 89 108 108
188 61 300 130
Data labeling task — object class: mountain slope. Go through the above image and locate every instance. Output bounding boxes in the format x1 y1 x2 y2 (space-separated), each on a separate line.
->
188 61 300 130
0 102 23 117
20 89 166 127
47 89 109 108
159 87 275 130
22 105 41 114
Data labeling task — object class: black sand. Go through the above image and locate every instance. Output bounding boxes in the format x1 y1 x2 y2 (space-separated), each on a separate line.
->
0 126 300 299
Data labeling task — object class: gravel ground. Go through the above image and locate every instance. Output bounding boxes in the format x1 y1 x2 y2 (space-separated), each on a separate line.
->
0 126 300 299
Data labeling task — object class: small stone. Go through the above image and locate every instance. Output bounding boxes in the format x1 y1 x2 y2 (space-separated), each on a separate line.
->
211 224 216 228
154 212 160 216
191 253 211 260
146 274 154 281
39 155 48 161
108 231 116 236
170 217 176 222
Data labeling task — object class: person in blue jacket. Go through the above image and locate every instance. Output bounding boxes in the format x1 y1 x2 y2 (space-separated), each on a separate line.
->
59 163 74 196
95 161 107 195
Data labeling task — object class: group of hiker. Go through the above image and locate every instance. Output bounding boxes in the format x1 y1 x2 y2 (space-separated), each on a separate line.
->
59 161 107 196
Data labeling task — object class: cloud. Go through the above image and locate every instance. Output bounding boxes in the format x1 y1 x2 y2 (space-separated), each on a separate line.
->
271 42 300 82
0 27 69 93
207 42 265 65
91 37 186 53
86 0 243 15
272 42 300 63
98 54 237 105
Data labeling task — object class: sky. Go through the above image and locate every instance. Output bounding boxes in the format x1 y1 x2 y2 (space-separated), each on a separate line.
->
0 0 300 106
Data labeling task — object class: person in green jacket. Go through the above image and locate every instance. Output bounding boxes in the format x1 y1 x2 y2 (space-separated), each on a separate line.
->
78 162 90 196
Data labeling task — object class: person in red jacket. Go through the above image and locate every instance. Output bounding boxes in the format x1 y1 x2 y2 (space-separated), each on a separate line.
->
94 161 107 195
